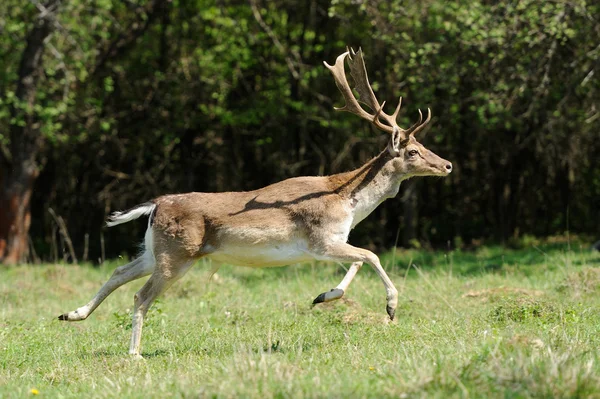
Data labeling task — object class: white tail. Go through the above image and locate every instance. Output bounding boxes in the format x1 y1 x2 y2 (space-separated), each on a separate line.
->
106 202 156 227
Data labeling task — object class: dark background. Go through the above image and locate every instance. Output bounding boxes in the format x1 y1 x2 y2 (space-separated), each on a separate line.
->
1 0 598 264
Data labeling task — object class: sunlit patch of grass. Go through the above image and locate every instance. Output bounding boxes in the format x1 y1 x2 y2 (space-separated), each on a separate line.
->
488 297 558 324
556 267 600 296
1 244 599 397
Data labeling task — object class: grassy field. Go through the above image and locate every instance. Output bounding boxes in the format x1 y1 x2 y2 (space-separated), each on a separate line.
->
1 241 600 398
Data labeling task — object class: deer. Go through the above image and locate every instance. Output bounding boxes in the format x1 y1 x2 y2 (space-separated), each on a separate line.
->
58 48 452 358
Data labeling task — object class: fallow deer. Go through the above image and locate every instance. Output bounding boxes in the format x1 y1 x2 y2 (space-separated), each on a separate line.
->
58 48 452 358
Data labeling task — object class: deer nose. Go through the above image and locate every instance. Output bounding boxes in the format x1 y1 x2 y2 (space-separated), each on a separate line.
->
445 163 453 173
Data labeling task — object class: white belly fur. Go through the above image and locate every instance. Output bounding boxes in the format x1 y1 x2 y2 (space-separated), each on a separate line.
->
207 239 313 267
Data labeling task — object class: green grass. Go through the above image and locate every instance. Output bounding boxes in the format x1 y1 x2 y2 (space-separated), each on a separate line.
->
2 243 600 398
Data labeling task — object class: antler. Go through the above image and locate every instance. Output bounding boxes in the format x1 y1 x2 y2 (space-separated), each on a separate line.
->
324 48 431 137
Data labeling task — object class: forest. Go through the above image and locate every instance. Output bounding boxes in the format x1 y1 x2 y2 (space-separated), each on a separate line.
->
1 0 599 264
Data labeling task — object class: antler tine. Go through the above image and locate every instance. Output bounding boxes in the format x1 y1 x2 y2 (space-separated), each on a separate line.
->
404 109 423 136
391 96 402 120
324 51 394 134
323 52 374 121
346 48 403 134
408 108 432 137
325 48 433 138
373 101 386 123
347 49 384 116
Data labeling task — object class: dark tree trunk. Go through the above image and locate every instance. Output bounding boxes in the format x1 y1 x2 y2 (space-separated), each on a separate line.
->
0 0 60 265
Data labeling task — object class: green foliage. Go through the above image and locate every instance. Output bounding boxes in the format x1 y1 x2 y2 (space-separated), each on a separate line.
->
0 0 598 260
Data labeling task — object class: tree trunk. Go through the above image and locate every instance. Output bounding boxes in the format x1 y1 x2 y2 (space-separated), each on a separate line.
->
0 166 38 264
0 0 60 265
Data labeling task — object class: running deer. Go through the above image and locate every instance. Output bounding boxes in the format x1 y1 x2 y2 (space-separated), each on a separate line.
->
58 48 452 357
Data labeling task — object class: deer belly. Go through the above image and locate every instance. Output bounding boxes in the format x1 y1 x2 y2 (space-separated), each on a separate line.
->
207 241 312 267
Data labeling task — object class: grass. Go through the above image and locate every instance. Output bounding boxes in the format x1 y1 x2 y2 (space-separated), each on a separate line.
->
1 242 600 398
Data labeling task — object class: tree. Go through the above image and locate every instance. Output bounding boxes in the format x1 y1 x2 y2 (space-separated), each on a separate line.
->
0 0 62 264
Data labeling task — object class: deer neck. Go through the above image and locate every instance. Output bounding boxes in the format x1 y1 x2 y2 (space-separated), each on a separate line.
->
331 150 406 228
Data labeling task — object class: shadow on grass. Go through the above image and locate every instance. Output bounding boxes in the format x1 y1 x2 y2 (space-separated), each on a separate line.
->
94 243 598 285
89 349 127 358
572 257 600 266
381 243 598 277
141 349 171 358
215 243 599 284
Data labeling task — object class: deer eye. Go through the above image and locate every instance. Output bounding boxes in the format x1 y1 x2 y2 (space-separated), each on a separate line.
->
408 150 418 157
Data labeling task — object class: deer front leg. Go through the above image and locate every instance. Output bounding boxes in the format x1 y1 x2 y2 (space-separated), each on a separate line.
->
313 243 398 320
312 261 362 305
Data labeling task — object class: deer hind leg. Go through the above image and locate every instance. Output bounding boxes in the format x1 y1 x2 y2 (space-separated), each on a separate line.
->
312 243 398 320
312 261 362 306
58 251 155 322
129 253 194 358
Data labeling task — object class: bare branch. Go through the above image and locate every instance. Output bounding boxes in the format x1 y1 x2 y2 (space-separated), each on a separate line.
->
48 207 78 264
249 0 302 80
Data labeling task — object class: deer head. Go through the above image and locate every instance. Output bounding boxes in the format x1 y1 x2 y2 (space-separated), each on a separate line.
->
324 48 452 178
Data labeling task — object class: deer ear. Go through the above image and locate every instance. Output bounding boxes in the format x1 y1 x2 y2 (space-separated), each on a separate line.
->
388 126 406 156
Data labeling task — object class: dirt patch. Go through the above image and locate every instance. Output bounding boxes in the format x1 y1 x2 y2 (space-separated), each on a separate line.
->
342 310 393 325
314 298 392 325
508 334 545 349
43 265 68 281
317 297 360 310
463 287 544 301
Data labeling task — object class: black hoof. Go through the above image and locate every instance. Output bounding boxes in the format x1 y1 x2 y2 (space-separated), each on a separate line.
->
58 313 68 321
386 305 395 321
312 288 344 307
312 292 327 306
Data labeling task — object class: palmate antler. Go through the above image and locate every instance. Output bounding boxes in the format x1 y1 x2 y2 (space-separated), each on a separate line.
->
324 48 431 138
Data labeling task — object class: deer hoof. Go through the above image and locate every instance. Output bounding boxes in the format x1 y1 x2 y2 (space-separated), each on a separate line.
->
312 288 344 306
386 305 396 321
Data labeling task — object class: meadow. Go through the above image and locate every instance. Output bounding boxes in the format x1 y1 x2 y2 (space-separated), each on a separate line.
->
1 240 599 398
